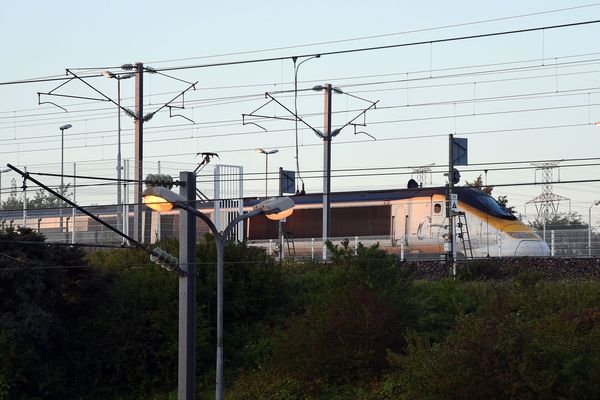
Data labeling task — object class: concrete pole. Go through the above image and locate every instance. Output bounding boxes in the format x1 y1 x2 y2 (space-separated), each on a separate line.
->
178 171 197 400
278 167 284 262
446 134 455 274
60 128 64 232
134 62 144 243
116 78 123 234
322 83 332 261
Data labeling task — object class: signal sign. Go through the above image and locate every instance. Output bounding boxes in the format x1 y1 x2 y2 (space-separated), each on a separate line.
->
450 193 458 211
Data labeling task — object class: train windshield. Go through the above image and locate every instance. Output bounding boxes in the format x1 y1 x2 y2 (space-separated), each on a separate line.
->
475 195 516 219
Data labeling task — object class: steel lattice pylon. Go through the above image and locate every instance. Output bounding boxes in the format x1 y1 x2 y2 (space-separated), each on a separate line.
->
411 163 435 188
525 162 570 220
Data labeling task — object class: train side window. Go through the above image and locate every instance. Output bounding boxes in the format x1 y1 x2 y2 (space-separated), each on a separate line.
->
433 203 442 214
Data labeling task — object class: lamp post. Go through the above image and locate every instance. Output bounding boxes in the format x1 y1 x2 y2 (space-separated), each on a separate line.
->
0 168 10 207
589 200 600 256
102 70 133 234
59 124 72 232
255 148 278 197
143 185 294 400
293 54 320 194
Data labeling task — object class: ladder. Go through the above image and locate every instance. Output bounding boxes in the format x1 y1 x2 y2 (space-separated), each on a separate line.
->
455 211 474 261
284 231 296 257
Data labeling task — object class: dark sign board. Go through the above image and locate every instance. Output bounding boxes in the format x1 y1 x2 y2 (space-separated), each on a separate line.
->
279 169 295 194
452 137 468 166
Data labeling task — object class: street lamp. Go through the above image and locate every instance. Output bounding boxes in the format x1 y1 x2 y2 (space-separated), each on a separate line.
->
589 200 600 256
255 148 278 197
59 124 72 232
142 186 294 400
102 70 134 234
0 168 10 207
293 54 320 194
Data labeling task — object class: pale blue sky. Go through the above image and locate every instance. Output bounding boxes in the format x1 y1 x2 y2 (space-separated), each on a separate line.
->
1 0 600 221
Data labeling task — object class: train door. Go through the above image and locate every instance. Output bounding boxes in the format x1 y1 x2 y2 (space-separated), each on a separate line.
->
392 203 408 247
430 198 446 242
406 197 444 253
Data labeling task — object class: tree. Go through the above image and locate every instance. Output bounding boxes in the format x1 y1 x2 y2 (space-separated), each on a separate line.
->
529 211 587 231
465 174 516 214
1 178 71 210
0 226 99 399
464 175 492 195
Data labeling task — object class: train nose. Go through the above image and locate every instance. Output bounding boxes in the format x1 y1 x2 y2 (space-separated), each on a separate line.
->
515 240 550 256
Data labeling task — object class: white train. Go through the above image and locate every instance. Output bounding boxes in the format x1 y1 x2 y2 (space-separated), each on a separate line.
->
245 186 550 258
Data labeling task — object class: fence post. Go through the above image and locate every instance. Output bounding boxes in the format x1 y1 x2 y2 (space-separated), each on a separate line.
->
311 238 315 260
400 236 405 261
354 236 358 256
551 230 555 257
268 239 272 256
497 231 502 257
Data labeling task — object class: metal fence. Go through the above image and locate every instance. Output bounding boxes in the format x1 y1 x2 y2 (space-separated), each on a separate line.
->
2 207 599 259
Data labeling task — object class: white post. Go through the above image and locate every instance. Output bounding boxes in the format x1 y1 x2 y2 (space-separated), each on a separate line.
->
497 231 502 257
123 159 129 241
354 236 358 256
590 206 593 257
22 166 27 227
400 236 405 261
72 163 76 244
551 230 555 257
311 238 315 260
268 239 272 256
156 160 161 242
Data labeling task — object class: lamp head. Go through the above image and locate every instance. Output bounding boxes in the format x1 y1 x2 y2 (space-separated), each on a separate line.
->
142 186 187 212
594 200 600 206
59 124 72 130
253 197 294 220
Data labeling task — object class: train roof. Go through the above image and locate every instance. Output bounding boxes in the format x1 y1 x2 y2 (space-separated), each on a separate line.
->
248 186 517 220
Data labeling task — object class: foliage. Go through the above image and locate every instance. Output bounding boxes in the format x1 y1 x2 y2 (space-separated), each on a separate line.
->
377 281 600 400
0 226 99 400
229 241 411 399
465 174 516 214
464 174 492 195
1 178 72 210
529 211 587 230
5 229 600 399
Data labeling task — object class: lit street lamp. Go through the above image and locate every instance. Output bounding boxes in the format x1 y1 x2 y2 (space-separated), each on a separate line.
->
255 148 278 197
102 70 134 234
589 200 600 256
143 184 293 400
59 124 72 232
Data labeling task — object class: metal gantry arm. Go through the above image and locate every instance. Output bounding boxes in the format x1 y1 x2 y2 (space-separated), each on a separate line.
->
6 163 186 276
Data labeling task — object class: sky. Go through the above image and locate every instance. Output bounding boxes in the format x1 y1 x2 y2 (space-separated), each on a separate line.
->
2 0 600 224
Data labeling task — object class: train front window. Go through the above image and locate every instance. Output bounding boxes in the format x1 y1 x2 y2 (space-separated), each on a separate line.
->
476 196 515 219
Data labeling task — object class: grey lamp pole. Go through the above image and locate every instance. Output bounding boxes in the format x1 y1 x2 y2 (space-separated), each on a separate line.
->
255 148 278 197
59 124 72 232
142 186 293 400
102 70 133 234
589 200 600 256
0 168 10 207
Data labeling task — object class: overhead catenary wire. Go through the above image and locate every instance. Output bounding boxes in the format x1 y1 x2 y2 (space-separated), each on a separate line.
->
3 18 600 87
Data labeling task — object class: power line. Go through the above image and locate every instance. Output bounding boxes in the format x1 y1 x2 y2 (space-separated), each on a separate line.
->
141 3 600 65
151 19 600 73
2 19 600 87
